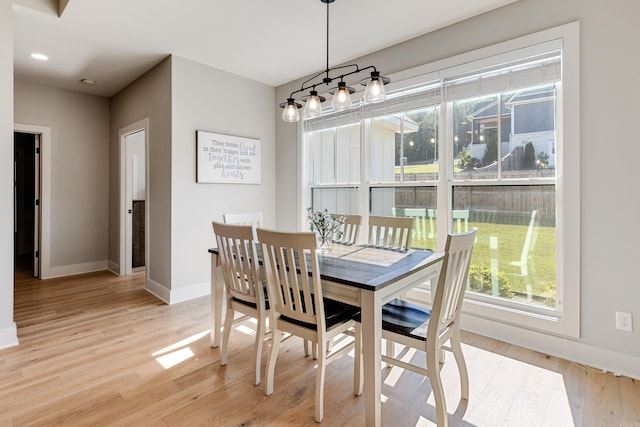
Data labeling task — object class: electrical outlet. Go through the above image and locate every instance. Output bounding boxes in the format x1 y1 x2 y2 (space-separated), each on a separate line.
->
615 312 633 332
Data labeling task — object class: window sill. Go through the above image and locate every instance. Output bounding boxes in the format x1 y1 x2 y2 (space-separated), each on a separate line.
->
405 286 579 338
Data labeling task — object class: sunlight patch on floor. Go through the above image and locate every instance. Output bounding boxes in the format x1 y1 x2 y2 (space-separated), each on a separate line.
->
155 347 195 369
151 330 209 369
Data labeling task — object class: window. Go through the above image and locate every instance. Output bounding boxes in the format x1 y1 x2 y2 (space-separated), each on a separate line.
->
301 23 580 337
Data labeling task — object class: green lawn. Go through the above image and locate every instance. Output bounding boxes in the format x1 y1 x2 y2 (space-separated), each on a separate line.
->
394 164 439 174
394 160 462 175
410 219 556 307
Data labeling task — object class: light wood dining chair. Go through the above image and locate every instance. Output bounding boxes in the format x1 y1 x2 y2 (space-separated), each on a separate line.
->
392 207 429 240
368 215 414 251
257 228 362 423
332 214 362 245
379 228 477 427
212 221 269 386
223 211 263 240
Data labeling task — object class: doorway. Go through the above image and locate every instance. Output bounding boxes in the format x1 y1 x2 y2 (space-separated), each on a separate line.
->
119 119 148 276
14 132 40 280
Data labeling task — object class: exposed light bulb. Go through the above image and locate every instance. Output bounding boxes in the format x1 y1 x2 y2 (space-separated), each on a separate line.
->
303 91 323 118
282 99 300 122
363 71 387 103
331 82 352 110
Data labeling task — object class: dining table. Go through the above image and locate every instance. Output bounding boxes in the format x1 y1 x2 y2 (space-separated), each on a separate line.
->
208 241 444 427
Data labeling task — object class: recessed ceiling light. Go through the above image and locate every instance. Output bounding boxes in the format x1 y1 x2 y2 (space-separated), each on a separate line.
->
80 79 96 86
30 53 48 61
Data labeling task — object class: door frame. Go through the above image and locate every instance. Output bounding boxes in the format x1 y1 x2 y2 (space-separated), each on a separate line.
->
14 123 50 279
119 119 149 276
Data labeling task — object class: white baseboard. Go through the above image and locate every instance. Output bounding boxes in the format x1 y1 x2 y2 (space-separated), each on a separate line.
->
145 277 170 304
0 323 19 350
107 260 119 275
169 281 210 305
41 260 108 279
461 313 640 381
144 278 209 306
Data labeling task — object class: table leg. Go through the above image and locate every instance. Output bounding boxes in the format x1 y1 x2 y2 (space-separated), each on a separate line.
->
361 289 382 427
210 252 223 348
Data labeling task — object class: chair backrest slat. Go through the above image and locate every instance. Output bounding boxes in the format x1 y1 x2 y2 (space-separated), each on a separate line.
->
368 215 414 251
332 214 362 245
223 212 264 241
258 229 323 329
213 221 263 306
428 228 477 342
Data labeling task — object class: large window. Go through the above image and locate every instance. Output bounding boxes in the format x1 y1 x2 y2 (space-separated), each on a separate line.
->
302 24 579 336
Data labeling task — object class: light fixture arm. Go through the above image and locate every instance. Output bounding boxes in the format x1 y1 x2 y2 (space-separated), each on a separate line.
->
279 0 390 121
288 64 378 101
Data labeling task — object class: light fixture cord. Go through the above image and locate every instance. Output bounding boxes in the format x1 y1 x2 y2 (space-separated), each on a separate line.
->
325 0 330 76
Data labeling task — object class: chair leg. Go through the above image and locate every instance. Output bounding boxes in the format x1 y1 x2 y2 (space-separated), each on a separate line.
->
304 339 310 357
253 315 266 386
315 339 327 422
265 329 282 396
385 339 394 368
354 323 363 396
220 306 234 366
450 334 469 400
427 346 448 427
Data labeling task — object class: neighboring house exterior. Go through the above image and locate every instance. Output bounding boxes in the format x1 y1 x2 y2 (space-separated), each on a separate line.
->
467 85 556 168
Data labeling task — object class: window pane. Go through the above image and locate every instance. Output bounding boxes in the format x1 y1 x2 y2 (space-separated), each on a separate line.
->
370 115 399 182
371 107 439 183
453 185 556 309
370 186 437 250
503 85 556 178
311 187 359 215
453 95 499 179
311 128 335 184
453 85 556 180
336 125 360 183
311 124 360 185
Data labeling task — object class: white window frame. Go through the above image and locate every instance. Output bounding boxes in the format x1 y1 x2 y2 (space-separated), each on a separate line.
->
299 22 580 338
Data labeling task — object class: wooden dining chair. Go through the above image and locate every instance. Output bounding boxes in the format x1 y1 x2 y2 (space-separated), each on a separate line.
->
392 207 429 240
257 228 362 423
368 215 414 251
223 211 263 240
332 214 362 245
379 228 477 427
212 221 269 386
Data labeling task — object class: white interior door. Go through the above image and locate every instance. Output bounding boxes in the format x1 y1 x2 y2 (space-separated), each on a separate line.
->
120 123 147 276
33 135 40 277
124 139 134 275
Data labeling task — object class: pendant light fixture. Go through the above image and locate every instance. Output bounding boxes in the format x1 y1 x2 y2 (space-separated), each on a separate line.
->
279 0 390 122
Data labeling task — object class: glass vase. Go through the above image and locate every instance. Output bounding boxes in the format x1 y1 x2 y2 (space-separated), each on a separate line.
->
318 232 332 255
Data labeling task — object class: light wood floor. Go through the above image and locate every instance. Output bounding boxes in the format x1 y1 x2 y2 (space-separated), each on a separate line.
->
2 271 639 426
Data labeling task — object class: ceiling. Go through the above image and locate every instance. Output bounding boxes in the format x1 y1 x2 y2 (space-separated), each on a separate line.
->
13 0 518 98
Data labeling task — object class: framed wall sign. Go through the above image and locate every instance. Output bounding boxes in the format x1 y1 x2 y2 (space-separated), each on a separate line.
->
196 131 261 184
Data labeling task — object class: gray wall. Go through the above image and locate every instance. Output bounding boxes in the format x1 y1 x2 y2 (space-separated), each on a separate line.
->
110 57 172 290
14 80 110 269
169 56 276 300
109 55 275 302
0 0 17 348
276 0 640 361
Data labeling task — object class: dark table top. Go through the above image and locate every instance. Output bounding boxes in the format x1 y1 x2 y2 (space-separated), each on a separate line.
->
210 244 440 292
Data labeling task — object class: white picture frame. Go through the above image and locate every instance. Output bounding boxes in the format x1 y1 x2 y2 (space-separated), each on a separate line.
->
196 130 261 184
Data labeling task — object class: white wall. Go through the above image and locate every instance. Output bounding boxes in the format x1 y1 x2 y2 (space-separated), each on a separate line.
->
0 0 18 349
14 80 110 277
275 0 640 374
170 56 276 303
